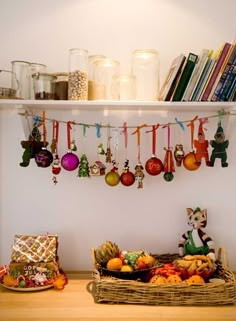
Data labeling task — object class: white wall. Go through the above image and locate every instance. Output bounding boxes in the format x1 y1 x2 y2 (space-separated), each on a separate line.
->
0 0 236 271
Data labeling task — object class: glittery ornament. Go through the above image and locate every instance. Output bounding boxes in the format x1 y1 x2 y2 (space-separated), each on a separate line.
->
61 151 79 171
120 160 135 186
35 148 53 168
145 156 163 175
105 161 120 186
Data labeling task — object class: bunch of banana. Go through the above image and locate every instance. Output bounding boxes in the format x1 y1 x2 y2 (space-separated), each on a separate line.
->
95 241 120 265
175 255 214 272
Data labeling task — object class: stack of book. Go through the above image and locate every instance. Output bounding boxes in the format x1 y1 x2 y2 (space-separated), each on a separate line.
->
159 37 236 102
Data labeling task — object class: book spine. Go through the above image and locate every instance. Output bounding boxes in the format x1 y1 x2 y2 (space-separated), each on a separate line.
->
165 58 186 101
211 44 236 101
183 49 209 101
219 64 236 101
226 77 236 101
172 53 198 101
201 42 231 101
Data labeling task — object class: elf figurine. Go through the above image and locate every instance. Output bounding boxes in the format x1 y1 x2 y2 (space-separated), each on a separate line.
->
209 122 229 167
194 119 210 166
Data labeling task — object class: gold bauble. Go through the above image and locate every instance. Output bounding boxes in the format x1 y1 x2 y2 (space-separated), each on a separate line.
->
105 171 120 186
183 152 200 171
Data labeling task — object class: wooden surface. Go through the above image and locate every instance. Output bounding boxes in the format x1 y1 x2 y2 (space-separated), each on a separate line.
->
0 274 236 321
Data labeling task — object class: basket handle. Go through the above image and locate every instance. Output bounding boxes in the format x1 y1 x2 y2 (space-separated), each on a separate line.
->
217 247 229 269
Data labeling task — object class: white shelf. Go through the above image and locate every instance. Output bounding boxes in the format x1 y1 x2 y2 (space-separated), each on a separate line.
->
0 99 235 112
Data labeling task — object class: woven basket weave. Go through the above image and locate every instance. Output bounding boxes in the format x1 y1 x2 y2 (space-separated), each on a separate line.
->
92 248 236 306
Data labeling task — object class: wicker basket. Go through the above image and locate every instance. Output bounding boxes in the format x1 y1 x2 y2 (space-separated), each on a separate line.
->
92 248 236 305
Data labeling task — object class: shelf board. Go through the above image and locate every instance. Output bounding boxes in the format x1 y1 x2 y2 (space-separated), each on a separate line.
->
0 99 235 112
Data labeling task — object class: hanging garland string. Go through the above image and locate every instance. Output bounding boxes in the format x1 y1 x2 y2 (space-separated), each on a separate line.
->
18 110 232 133
131 124 147 163
146 124 159 156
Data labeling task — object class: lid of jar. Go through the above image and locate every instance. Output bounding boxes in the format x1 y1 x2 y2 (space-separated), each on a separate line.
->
132 49 159 56
30 62 47 67
94 57 120 67
11 60 31 65
32 72 57 80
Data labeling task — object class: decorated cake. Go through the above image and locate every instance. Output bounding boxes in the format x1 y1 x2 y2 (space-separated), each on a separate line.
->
0 234 67 290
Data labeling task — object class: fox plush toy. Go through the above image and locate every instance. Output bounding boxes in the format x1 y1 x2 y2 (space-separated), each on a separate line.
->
178 207 216 261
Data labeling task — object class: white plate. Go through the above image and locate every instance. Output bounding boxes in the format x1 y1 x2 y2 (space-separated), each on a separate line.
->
0 283 53 292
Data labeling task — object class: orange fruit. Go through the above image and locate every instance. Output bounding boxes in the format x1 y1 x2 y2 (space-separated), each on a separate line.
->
149 275 167 284
141 255 155 267
167 274 182 283
121 265 133 272
106 258 123 270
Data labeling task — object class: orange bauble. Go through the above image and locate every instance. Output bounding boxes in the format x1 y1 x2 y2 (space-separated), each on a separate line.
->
183 152 200 171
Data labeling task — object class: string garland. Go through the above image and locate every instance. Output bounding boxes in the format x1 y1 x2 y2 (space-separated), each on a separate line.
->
19 110 233 131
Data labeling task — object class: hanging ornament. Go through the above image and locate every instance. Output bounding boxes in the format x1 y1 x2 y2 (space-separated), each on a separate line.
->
174 118 185 167
105 124 113 163
19 119 45 167
77 153 90 177
105 160 120 186
52 155 61 175
183 116 200 171
209 114 229 167
50 120 61 176
193 118 210 166
132 124 146 188
61 121 79 171
35 111 53 168
162 124 175 182
120 123 135 187
145 124 163 175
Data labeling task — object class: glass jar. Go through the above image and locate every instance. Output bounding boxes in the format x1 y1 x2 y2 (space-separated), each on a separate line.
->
54 72 68 100
88 55 106 100
32 72 57 100
111 74 136 100
131 49 160 100
11 60 31 99
30 63 47 99
68 48 88 100
0 70 17 99
93 58 120 100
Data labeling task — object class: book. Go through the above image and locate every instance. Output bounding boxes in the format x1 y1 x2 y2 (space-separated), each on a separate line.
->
226 76 236 101
201 42 231 101
211 42 236 101
219 63 236 101
182 48 209 101
158 54 186 101
172 52 198 101
190 50 214 101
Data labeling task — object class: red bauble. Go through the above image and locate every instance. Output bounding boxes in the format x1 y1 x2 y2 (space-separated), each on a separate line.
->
120 170 135 186
145 156 163 175
183 151 200 171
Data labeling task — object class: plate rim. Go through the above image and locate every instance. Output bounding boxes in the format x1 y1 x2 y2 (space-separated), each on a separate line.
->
0 283 53 292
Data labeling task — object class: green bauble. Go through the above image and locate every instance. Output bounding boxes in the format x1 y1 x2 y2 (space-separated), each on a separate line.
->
163 172 174 182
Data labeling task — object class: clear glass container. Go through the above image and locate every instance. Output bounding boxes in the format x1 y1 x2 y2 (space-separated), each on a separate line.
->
30 63 47 99
131 49 160 100
11 60 31 99
93 58 120 100
88 55 106 100
0 70 17 99
54 72 68 100
111 74 136 100
68 48 88 100
32 72 57 100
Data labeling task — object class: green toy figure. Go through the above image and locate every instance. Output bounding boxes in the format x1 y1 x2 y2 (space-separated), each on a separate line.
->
20 124 46 167
209 122 229 167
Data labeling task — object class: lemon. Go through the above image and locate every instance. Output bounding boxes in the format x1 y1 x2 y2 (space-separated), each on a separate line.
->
121 265 133 272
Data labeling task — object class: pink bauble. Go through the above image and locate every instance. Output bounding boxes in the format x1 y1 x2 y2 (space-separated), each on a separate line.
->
145 156 163 175
61 152 79 171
